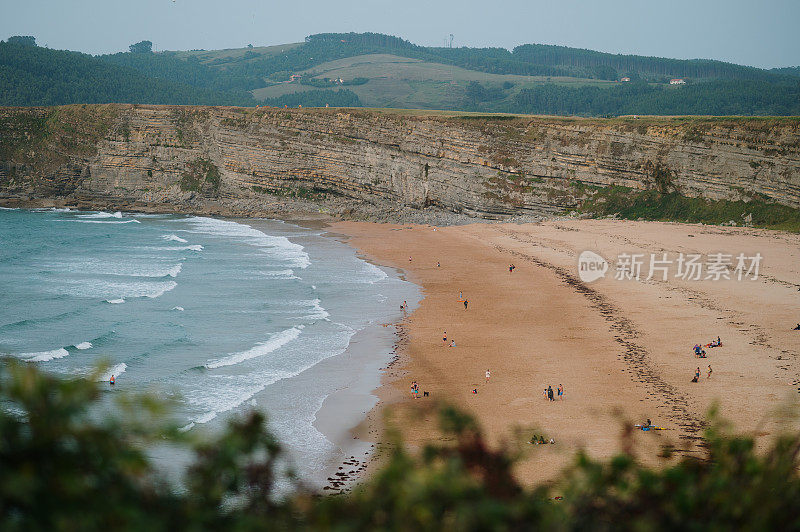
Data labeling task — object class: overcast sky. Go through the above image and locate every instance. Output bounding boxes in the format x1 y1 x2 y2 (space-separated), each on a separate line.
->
1 0 798 68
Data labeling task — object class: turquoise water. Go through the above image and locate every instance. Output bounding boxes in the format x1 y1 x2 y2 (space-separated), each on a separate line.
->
0 207 419 483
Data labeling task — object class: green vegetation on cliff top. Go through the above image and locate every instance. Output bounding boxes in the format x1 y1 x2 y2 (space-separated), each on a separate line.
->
579 186 800 232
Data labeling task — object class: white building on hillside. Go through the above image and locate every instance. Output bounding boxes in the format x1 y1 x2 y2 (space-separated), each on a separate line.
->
670 78 686 85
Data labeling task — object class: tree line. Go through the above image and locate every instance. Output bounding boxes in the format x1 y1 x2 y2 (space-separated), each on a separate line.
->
508 80 800 116
0 41 255 107
3 33 798 115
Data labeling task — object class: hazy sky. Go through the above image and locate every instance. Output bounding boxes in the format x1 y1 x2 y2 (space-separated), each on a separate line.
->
1 0 798 68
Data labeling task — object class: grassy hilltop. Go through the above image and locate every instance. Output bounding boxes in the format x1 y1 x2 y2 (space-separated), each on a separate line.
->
1 33 799 115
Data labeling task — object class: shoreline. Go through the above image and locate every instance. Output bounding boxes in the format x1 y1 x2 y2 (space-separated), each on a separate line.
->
307 229 422 492
235 218 421 492
6 202 800 490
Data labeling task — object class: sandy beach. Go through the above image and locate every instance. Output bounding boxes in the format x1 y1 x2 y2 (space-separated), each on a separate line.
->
333 219 800 485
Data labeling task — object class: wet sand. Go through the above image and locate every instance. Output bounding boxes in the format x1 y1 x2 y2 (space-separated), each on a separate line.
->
333 219 800 485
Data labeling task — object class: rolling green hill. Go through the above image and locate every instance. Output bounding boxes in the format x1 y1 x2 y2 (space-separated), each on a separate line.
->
2 33 798 115
251 54 613 110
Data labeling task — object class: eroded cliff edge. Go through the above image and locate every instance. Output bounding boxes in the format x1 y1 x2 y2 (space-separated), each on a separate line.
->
1 105 798 221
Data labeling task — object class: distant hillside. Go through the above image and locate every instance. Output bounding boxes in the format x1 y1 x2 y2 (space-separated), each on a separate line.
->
771 66 800 78
2 33 798 115
0 40 255 107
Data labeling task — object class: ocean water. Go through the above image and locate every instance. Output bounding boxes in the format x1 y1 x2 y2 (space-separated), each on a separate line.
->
0 207 419 485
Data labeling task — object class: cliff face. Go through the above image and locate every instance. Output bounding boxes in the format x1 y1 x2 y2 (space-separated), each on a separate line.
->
1 104 799 219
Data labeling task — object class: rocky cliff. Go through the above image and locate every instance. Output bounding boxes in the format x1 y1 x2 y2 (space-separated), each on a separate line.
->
1 105 799 220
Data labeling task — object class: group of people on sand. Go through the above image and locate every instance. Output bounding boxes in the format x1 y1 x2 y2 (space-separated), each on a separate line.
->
529 433 555 445
694 337 722 358
443 331 454 347
691 365 712 382
691 337 720 381
508 264 516 273
542 384 564 401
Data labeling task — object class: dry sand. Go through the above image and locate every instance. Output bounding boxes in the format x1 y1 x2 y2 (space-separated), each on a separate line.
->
332 219 800 485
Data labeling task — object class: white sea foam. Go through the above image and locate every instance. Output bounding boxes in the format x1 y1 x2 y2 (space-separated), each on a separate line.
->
172 306 184 311
78 211 123 219
162 234 188 243
259 269 298 279
357 261 389 283
184 217 310 268
73 219 139 224
106 298 125 304
165 264 182 277
99 363 127 382
57 279 176 300
144 281 177 298
149 244 203 252
187 369 295 426
188 325 359 428
302 299 330 321
74 342 92 350
205 327 303 369
16 347 70 362
50 258 183 278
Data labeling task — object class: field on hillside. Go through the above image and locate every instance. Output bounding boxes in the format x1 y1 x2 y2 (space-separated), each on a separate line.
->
251 53 613 109
5 32 797 114
169 43 302 64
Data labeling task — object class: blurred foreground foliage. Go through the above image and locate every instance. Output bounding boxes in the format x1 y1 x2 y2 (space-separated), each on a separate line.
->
1 362 799 530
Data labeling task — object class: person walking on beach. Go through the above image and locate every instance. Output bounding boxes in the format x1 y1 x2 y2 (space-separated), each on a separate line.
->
442 331 447 345
464 300 469 310
459 291 463 300
547 385 554 401
557 384 564 400
485 369 491 383
707 365 712 378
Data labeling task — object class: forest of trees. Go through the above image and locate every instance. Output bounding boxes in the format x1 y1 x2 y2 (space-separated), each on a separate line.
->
99 49 265 93
0 41 255 107
771 66 800 78
510 44 782 81
509 80 800 116
1 33 798 115
260 89 362 108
